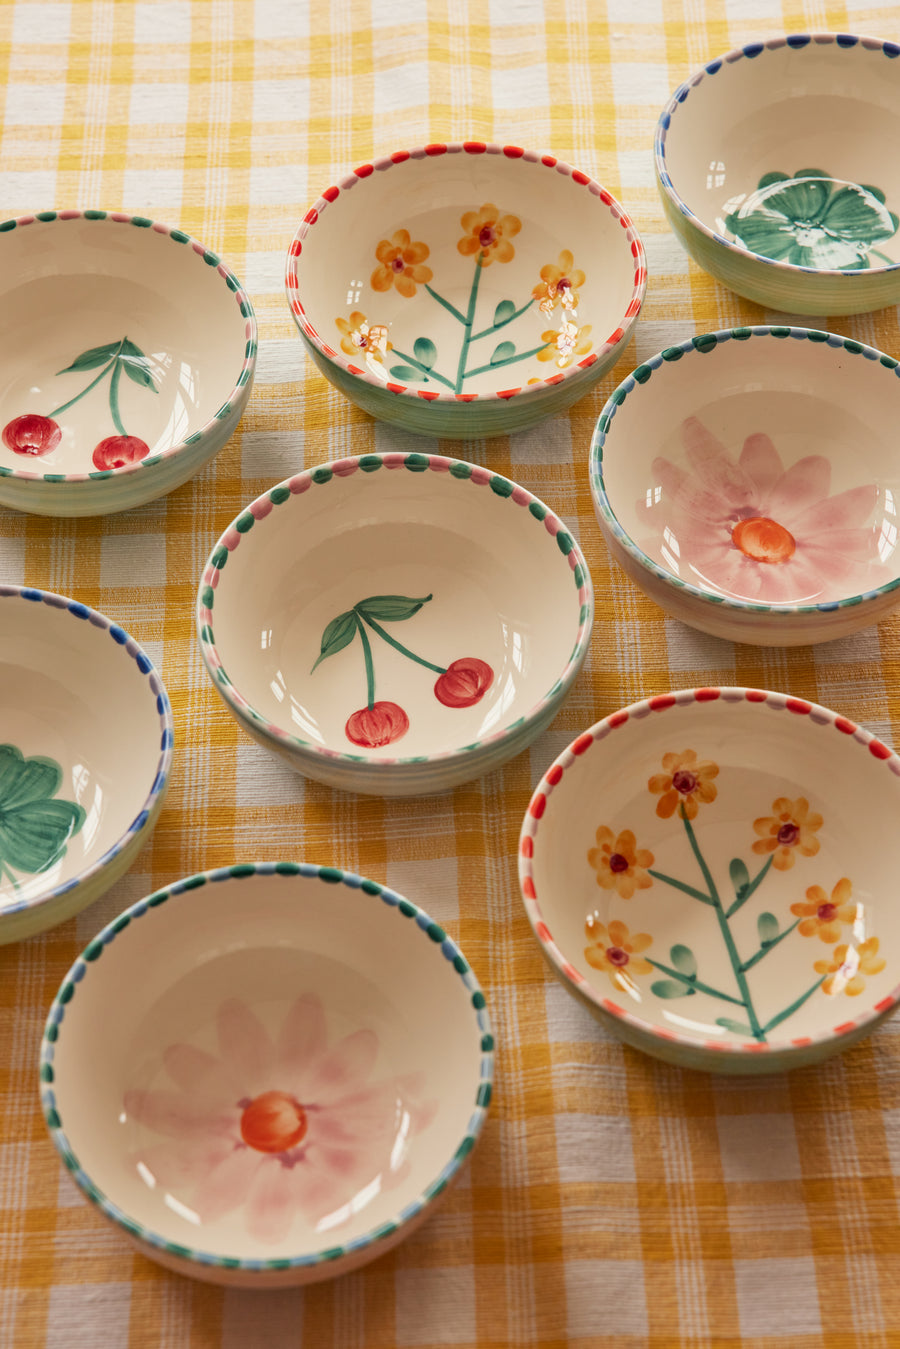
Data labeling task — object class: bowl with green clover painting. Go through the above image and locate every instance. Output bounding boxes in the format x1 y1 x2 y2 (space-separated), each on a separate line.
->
40 863 493 1286
0 586 173 943
520 688 900 1074
0 210 256 516
656 35 900 315
285 141 646 437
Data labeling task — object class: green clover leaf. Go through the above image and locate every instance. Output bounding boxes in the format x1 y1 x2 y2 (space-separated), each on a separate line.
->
0 744 86 880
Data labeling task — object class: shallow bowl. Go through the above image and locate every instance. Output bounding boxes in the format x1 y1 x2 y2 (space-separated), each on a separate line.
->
590 326 900 646
0 210 256 516
520 687 900 1074
655 34 900 314
286 141 645 437
40 862 493 1286
0 586 172 943
197 452 593 796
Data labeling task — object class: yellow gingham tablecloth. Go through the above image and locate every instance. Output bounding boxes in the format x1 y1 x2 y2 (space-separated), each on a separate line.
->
3 1 900 1345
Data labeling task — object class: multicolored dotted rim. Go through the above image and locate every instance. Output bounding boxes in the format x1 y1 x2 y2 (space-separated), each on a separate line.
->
0 586 174 921
655 34 900 279
0 210 257 484
285 141 646 405
39 862 494 1273
196 452 594 770
590 325 900 619
519 687 900 1058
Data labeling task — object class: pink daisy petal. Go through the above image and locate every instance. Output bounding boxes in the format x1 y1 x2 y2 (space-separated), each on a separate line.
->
245 1158 303 1245
290 1160 347 1225
303 1029 379 1104
216 998 275 1086
766 456 832 520
132 1138 235 1191
789 483 879 536
277 993 328 1081
123 1088 237 1141
163 1044 237 1105
682 417 758 509
645 457 689 518
738 432 784 497
190 1146 262 1224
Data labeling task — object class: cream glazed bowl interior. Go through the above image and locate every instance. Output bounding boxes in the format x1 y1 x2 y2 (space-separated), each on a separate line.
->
656 34 900 315
40 863 493 1287
286 141 646 438
520 687 900 1075
590 326 900 646
0 586 172 944
0 210 256 516
197 452 593 796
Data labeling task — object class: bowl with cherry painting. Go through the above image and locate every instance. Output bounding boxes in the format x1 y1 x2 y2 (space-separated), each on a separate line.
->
0 210 256 516
196 452 593 796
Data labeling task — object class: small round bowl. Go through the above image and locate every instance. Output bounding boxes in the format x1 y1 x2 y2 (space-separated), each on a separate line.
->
656 34 900 314
0 586 172 943
520 687 900 1075
590 326 900 646
40 863 493 1287
0 210 256 516
286 141 645 438
197 452 593 796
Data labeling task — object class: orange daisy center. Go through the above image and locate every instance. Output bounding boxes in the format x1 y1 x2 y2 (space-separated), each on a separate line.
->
239 1090 308 1154
731 516 796 563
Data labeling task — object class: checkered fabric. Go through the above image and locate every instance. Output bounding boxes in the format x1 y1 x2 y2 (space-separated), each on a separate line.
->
3 1 900 1345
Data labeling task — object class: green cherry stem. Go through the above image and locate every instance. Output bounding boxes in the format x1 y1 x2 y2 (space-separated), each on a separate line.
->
354 614 377 710
358 612 446 675
470 295 535 341
761 975 827 1037
739 917 802 974
424 284 467 325
108 358 126 435
388 348 456 391
48 337 127 419
726 855 774 918
645 957 745 1006
454 256 485 394
463 343 547 381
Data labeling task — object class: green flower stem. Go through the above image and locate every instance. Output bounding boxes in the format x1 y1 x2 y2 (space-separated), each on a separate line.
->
358 612 446 675
454 256 485 394
647 868 714 905
0 862 21 892
870 248 895 264
108 358 126 435
463 343 547 381
389 348 456 391
470 296 535 341
761 975 827 1037
48 338 126 419
424 284 467 325
646 957 745 1006
739 917 802 974
681 809 765 1041
726 855 774 917
354 614 376 710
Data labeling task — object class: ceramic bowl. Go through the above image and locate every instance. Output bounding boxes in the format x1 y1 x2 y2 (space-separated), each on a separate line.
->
285 141 645 437
40 862 493 1286
590 326 900 646
0 586 172 943
520 687 900 1074
197 452 593 796
655 34 900 314
0 210 256 516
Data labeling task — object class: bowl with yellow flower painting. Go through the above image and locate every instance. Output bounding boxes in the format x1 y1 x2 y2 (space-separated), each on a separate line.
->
519 687 900 1074
285 142 646 438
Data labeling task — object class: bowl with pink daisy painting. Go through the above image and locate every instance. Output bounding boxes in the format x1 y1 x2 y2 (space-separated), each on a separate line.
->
40 863 493 1287
590 326 900 646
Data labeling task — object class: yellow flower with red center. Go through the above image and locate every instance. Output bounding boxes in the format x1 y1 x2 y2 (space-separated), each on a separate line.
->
584 917 653 991
587 826 654 899
752 797 823 871
457 203 521 265
533 249 586 314
815 938 885 996
648 749 719 821
536 320 593 369
334 311 392 362
371 229 433 298
791 877 858 942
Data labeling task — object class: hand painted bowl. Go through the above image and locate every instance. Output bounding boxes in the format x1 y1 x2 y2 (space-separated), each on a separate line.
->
655 34 900 314
590 326 900 646
0 210 256 516
197 452 593 796
520 687 900 1074
285 141 645 437
0 586 172 943
40 862 493 1286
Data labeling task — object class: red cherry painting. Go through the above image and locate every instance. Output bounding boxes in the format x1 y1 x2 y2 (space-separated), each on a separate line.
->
92 435 151 470
2 414 62 457
345 701 410 748
434 657 494 708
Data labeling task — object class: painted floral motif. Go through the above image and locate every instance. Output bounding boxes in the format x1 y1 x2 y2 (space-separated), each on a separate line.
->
371 229 433 298
533 249 585 315
0 743 85 890
791 878 858 942
1 337 156 471
641 418 886 604
649 748 718 821
724 170 899 270
536 320 593 370
457 204 521 266
752 796 822 871
335 311 392 365
815 939 886 996
587 826 654 899
584 917 653 993
581 751 886 1042
310 594 494 749
124 994 437 1244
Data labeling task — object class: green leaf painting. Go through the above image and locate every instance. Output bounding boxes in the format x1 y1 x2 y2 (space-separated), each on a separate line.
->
0 744 85 889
